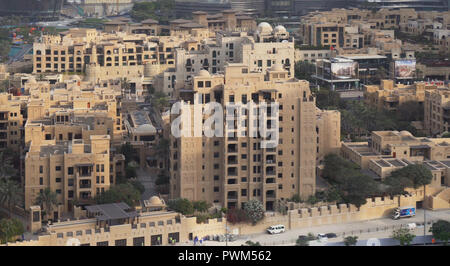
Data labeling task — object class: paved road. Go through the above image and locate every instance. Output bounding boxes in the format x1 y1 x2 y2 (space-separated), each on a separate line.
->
177 209 450 246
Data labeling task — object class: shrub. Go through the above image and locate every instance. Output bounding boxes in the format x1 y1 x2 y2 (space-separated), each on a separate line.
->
226 208 249 224
167 198 194 215
243 200 265 225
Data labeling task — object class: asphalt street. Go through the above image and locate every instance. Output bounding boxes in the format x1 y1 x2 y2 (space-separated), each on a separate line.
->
177 209 450 246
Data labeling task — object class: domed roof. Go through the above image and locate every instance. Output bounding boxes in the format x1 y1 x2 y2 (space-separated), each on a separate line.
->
135 124 156 133
149 196 163 205
274 25 287 33
399 131 412 137
270 63 284 72
198 69 210 77
257 22 273 34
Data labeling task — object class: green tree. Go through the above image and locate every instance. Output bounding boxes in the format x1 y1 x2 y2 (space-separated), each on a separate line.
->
152 92 169 111
0 218 24 244
322 154 360 183
155 138 170 168
344 236 358 246
129 180 145 194
383 174 414 196
35 188 58 221
322 154 380 207
0 179 21 218
167 198 194 215
193 201 211 213
118 142 138 165
125 164 138 179
396 101 423 122
243 199 265 225
290 194 302 203
155 172 170 185
388 164 432 189
0 150 18 181
429 220 450 245
95 183 141 207
130 1 175 23
392 228 415 246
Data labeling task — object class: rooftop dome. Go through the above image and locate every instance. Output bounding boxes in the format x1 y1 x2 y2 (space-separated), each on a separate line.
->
274 25 287 33
198 69 210 77
257 22 273 34
149 196 163 206
270 63 284 72
399 131 412 137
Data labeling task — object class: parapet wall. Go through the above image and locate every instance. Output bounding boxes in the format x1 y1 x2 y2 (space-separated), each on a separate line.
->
231 190 426 235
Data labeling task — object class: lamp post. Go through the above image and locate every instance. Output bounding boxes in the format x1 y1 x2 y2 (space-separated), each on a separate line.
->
423 185 426 246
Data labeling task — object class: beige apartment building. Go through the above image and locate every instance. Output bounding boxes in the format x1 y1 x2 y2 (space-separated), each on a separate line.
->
21 75 130 217
25 134 125 218
424 88 450 136
364 79 441 111
32 28 203 76
157 23 294 98
0 93 28 152
169 63 325 211
299 8 420 49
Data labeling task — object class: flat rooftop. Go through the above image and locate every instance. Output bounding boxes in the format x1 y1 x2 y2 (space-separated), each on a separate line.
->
85 203 138 221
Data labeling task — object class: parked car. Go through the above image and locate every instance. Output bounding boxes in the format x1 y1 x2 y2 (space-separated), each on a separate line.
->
317 233 328 242
267 224 286 234
325 233 337 238
298 235 308 241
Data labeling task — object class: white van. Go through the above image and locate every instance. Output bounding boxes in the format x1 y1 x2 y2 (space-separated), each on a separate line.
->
267 225 286 234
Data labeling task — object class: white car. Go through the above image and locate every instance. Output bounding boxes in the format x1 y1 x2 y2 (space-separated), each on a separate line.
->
267 225 286 234
317 233 328 242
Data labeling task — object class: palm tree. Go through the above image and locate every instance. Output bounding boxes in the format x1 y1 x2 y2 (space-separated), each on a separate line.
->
152 92 169 112
0 179 21 218
0 150 18 181
35 188 58 222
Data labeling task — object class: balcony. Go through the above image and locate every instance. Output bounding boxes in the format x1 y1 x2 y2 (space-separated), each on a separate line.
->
266 190 276 199
0 112 8 121
265 178 276 184
227 144 238 153
79 180 91 189
227 156 238 165
227 191 238 200
266 155 276 164
77 165 93 177
227 167 238 176
265 148 276 153
266 167 275 176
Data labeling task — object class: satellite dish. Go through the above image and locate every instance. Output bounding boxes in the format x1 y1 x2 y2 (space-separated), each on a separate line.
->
66 238 81 246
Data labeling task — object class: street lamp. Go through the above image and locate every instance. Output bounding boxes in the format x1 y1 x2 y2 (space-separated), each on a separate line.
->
423 185 426 246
